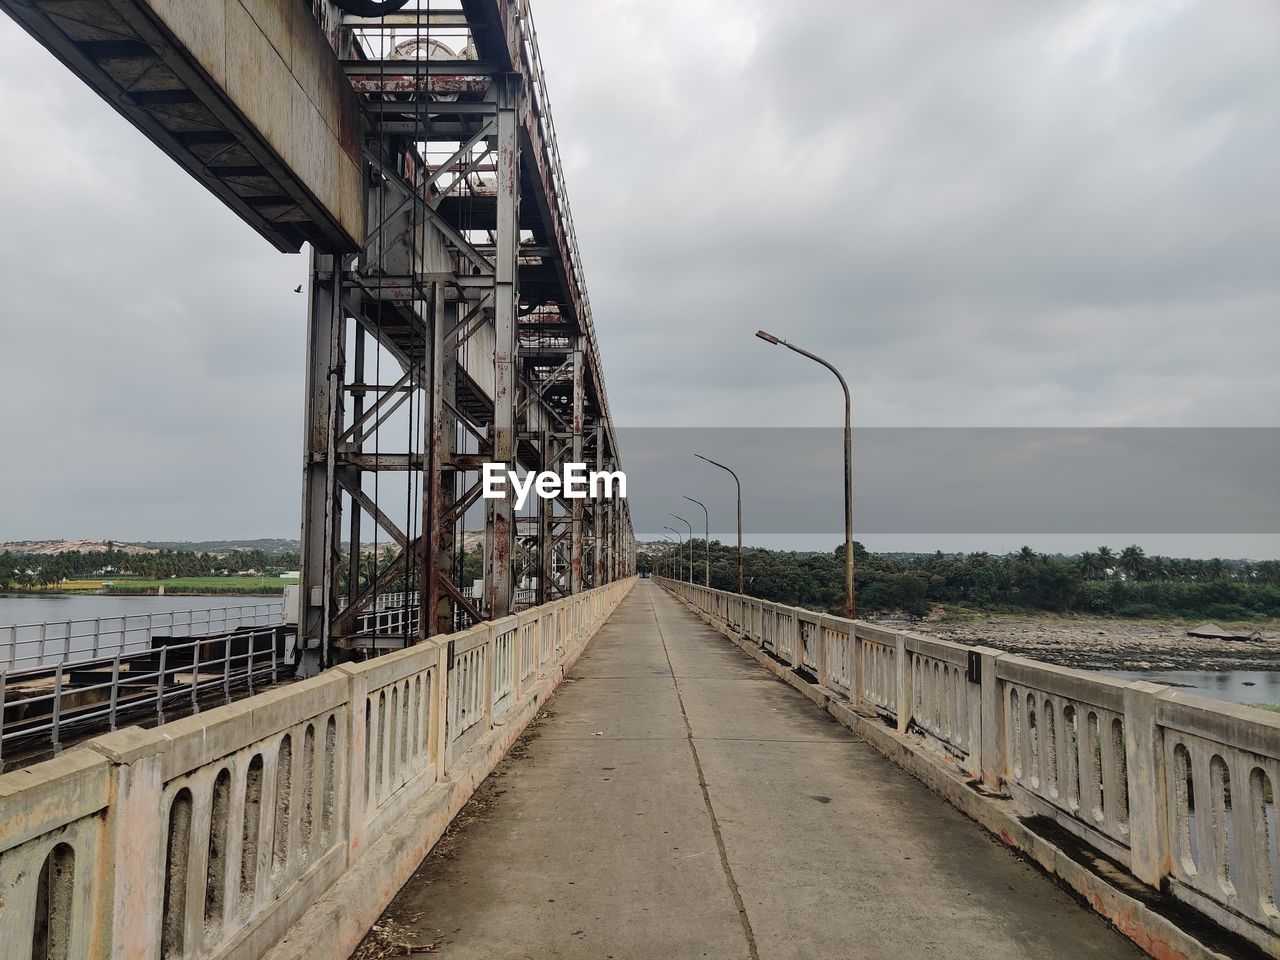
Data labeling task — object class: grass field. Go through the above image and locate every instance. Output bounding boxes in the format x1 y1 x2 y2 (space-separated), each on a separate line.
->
103 576 289 594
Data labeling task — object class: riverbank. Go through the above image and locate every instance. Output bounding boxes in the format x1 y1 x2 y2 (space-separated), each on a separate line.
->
878 611 1280 672
1 575 289 596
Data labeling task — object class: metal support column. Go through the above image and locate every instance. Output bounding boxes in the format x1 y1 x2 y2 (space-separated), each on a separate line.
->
569 343 585 593
300 251 345 668
427 285 458 636
484 74 520 618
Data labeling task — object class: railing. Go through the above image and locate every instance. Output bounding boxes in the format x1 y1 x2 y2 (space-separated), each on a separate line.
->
0 625 288 771
0 577 634 960
0 599 283 671
656 577 1280 956
353 599 419 639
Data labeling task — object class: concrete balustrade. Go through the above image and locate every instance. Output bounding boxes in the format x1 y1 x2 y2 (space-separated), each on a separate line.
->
0 578 634 960
657 577 1280 957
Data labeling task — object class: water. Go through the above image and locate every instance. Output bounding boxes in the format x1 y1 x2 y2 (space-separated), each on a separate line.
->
0 593 276 627
0 594 281 670
1101 668 1280 708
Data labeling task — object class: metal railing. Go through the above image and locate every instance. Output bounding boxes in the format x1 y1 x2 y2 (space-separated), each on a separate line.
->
0 595 428 771
0 625 287 771
657 577 1280 957
0 599 283 671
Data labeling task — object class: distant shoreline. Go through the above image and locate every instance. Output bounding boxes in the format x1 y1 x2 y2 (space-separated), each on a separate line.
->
0 577 288 597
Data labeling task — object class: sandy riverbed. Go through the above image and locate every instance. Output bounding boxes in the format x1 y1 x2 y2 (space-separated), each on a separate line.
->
868 614 1280 672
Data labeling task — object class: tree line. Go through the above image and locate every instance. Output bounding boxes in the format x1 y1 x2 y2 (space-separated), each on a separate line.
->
0 546 301 589
643 541 1280 621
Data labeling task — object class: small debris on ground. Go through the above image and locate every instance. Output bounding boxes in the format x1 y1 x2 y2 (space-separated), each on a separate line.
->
350 917 442 958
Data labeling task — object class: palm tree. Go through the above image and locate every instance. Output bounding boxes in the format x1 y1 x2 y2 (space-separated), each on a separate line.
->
1096 546 1115 580
1017 546 1038 568
1078 551 1105 580
1118 545 1147 581
1256 560 1280 586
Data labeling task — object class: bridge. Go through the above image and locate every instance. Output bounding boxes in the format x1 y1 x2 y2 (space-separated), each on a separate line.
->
3 577 1278 959
0 0 636 668
0 1 1277 959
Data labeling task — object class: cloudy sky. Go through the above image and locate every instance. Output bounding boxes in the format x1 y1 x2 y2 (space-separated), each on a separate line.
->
0 1 1276 556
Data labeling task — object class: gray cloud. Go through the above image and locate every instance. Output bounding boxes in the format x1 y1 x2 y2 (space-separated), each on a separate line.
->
0 2 1276 556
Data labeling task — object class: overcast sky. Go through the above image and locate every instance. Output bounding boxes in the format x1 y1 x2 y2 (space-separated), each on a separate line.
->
0 1 1276 556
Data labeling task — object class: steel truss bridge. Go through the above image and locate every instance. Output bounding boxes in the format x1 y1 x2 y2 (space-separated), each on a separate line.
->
0 0 635 670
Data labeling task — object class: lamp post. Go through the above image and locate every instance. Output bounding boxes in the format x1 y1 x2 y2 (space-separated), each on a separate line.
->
663 526 686 582
695 454 742 595
670 514 694 584
659 533 677 579
683 496 710 587
755 330 855 619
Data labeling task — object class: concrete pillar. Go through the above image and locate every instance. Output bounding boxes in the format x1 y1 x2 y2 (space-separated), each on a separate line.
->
336 663 372 859
851 623 864 704
975 647 1006 789
1124 681 1172 887
817 616 834 689
89 729 167 960
895 633 910 733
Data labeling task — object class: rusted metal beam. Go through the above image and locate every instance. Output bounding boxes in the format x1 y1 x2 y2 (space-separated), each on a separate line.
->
569 344 585 593
483 74 520 619
300 252 347 666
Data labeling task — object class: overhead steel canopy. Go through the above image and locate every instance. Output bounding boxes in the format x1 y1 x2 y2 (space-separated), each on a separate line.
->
1 0 365 252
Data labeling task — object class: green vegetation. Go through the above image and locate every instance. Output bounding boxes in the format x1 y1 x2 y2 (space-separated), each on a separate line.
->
1 545 299 594
642 541 1280 621
334 544 484 597
103 576 290 595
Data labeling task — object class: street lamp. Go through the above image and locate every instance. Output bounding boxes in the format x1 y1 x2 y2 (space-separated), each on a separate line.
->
695 454 742 594
683 496 710 587
670 514 694 584
755 329 855 619
659 533 677 579
663 526 686 582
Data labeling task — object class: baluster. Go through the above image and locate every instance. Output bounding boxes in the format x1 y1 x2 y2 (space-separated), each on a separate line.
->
0 670 6 771
156 646 167 723
109 654 121 731
52 663 64 752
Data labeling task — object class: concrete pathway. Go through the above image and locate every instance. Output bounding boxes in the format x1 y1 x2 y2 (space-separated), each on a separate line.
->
357 580 1144 959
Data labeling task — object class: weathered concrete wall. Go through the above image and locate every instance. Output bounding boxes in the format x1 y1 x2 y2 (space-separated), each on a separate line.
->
659 578 1280 960
146 0 364 243
0 579 634 960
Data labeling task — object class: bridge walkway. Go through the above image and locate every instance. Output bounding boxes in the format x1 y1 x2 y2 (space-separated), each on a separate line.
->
356 580 1144 959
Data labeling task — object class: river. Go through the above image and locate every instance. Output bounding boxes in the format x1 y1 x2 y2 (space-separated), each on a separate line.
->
0 593 282 669
1100 668 1280 708
0 593 277 627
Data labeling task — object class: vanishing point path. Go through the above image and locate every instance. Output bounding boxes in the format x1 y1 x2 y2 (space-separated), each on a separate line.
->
357 580 1143 959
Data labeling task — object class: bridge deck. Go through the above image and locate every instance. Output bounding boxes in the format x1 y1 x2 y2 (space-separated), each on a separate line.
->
358 581 1143 959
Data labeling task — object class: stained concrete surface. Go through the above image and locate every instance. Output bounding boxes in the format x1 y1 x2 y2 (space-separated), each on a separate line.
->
354 580 1146 959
